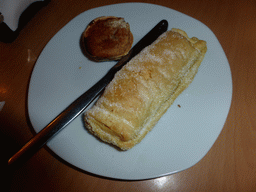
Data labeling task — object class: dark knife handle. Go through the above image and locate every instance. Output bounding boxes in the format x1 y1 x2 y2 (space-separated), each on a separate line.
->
129 20 169 61
8 20 168 169
113 19 168 71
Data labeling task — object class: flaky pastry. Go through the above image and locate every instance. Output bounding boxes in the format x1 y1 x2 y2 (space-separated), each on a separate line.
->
84 29 207 150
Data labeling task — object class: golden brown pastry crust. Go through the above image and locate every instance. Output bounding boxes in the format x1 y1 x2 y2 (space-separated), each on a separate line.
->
81 16 133 61
84 29 207 150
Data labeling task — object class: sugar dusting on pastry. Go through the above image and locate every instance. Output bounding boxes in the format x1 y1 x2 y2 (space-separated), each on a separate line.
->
84 29 207 150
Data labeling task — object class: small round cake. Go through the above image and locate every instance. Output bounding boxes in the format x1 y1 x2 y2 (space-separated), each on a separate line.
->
81 16 133 61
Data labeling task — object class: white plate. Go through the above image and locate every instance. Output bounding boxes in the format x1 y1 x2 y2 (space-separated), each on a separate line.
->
28 3 232 180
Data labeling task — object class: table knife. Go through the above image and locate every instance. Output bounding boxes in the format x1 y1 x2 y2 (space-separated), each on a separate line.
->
8 19 168 168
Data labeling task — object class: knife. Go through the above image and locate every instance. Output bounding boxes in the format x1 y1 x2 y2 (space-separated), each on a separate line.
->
8 19 168 168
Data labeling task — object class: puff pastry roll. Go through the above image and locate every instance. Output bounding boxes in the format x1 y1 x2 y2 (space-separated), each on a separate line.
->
84 29 207 150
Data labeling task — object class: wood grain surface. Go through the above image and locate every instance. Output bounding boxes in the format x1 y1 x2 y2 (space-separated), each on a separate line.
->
1 0 256 191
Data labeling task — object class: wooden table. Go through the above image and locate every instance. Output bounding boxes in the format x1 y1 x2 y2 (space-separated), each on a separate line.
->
2 0 256 191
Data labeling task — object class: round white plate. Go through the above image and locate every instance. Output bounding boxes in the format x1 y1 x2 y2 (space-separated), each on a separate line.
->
28 3 232 180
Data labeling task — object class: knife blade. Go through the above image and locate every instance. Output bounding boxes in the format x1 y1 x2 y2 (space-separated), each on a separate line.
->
8 19 168 168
